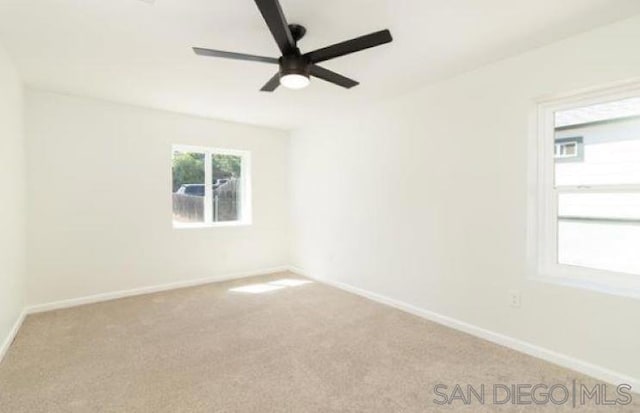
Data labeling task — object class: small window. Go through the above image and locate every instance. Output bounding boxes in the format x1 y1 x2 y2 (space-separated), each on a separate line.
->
533 87 640 296
554 137 583 162
172 145 251 228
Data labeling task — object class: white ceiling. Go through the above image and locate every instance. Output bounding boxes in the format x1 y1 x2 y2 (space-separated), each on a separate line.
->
1 0 639 130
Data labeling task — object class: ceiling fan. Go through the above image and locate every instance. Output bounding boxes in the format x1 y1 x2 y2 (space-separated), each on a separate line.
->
193 0 393 91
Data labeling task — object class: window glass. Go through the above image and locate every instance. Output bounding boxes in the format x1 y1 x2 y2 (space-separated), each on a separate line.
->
553 97 640 276
172 151 205 224
558 192 640 274
211 154 242 222
558 220 640 275
558 192 640 220
555 100 640 187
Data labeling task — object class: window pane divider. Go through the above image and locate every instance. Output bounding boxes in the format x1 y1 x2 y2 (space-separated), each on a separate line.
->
554 184 640 193
558 216 640 225
204 150 213 224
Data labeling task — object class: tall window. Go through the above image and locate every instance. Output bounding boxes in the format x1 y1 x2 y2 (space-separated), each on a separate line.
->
172 145 251 227
534 86 640 295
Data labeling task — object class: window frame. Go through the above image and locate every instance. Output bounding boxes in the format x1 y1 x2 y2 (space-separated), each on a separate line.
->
171 144 252 229
530 82 640 298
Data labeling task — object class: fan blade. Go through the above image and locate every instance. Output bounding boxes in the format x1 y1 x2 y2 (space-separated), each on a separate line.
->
260 72 281 92
254 0 296 55
304 29 392 63
193 48 279 64
310 65 359 89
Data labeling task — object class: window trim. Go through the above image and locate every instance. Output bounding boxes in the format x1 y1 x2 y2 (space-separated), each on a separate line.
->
171 144 252 229
529 82 640 299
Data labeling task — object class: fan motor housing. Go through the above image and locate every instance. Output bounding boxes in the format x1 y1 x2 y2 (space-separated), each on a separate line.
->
279 55 310 78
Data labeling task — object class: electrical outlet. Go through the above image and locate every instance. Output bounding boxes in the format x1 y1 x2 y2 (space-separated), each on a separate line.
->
508 290 521 308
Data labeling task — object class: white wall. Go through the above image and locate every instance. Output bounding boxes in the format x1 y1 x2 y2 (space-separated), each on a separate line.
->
0 43 26 354
26 90 290 305
290 15 640 381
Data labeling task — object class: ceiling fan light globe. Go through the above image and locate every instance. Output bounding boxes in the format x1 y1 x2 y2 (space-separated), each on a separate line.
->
280 74 310 90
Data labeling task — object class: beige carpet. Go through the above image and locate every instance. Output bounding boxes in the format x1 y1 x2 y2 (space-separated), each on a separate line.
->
0 272 636 412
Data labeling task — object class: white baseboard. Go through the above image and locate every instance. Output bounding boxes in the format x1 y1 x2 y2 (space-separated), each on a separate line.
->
0 309 27 365
288 265 640 390
26 266 289 314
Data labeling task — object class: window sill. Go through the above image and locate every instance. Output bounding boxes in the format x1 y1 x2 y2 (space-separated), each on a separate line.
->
529 271 640 300
173 221 252 229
